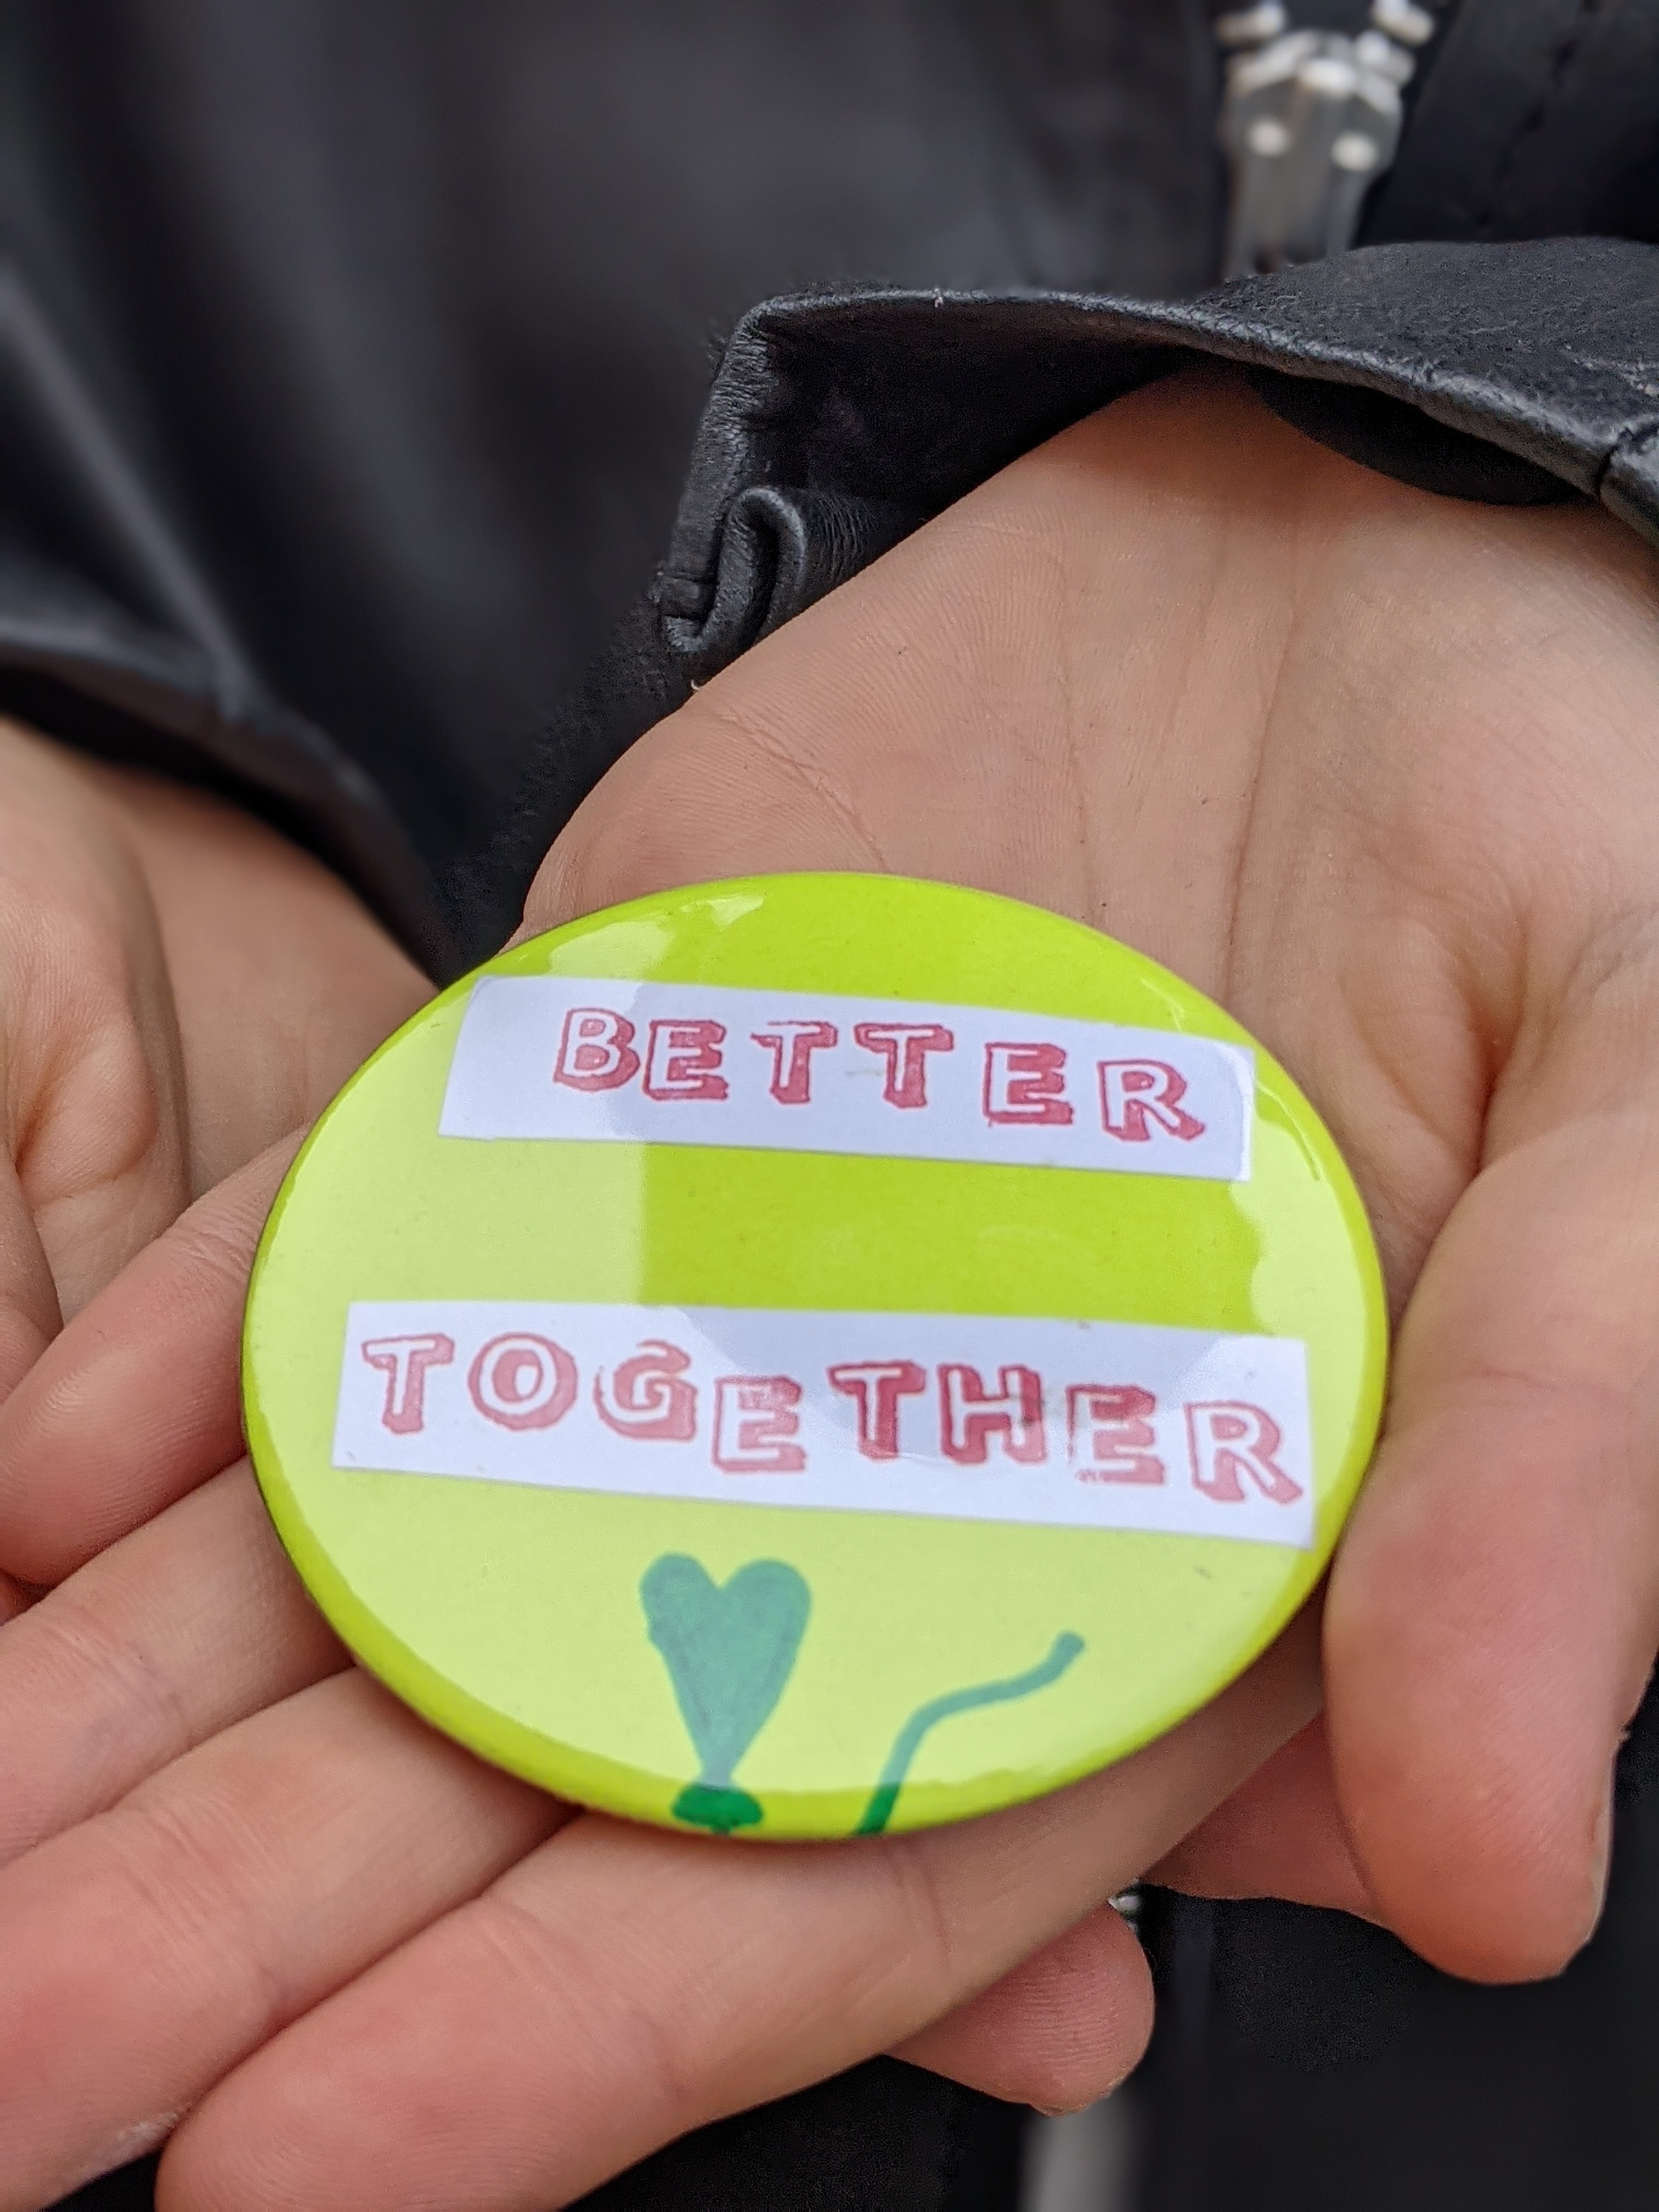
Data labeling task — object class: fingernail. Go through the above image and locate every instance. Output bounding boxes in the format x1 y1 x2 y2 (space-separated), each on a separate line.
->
1579 1781 1615 1949
1034 2079 1125 2119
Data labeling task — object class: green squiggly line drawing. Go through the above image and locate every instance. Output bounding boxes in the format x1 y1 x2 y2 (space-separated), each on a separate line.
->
854 1632 1086 1836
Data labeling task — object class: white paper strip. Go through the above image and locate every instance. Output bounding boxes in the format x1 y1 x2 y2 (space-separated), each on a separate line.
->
438 978 1254 1182
334 1301 1312 1548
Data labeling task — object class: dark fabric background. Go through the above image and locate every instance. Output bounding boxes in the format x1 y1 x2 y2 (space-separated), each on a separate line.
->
1132 1675 1659 2211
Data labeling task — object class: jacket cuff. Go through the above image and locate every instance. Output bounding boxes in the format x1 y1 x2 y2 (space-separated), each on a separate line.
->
0 551 458 977
661 236 1659 681
0 266 458 974
467 235 1659 917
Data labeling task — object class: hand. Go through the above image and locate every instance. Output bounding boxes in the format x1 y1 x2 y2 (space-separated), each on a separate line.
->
2 365 1656 2208
0 1147 1312 2210
0 718 427 1610
533 364 1659 1982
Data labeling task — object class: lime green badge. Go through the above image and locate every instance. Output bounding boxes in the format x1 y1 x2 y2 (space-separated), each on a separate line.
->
244 873 1385 1838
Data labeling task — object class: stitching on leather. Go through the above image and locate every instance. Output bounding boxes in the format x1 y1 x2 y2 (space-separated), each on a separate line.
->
1473 0 1601 239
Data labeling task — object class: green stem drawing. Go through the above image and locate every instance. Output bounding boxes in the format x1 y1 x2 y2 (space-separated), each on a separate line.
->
854 1633 1086 1836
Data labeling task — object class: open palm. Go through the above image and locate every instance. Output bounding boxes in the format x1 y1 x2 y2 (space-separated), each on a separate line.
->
1 369 1656 2209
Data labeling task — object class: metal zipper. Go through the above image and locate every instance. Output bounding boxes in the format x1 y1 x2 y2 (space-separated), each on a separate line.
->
1215 1 1442 278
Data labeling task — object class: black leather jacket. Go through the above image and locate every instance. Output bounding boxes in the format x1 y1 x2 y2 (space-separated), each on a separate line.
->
2 1 1655 982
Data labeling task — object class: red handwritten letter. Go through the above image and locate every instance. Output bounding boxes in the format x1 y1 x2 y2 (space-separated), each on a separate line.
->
1067 1383 1164 1484
1098 1058 1206 1143
827 1359 927 1459
554 1007 640 1093
594 1339 698 1441
361 1333 454 1435
644 1019 729 1101
713 1375 806 1474
468 1333 578 1432
983 1041 1073 1127
751 1019 838 1104
852 1022 955 1109
1186 1401 1301 1504
939 1363 1047 1465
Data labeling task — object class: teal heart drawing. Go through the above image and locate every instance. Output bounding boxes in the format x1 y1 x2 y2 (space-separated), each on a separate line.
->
640 1554 811 1834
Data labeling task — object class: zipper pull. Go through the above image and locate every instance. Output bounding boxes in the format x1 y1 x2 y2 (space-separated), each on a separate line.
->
1216 2 1439 280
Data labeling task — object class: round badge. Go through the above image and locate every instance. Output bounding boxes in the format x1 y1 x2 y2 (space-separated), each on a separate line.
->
244 873 1385 1839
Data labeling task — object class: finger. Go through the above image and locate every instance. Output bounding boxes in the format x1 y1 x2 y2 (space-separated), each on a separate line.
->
17 958 191 1323
159 1609 1321 2212
0 742 193 1318
96 761 430 1193
0 1152 61 1403
0 1668 566 2212
1147 1714 1375 1920
890 1903 1151 2113
0 1462 344 1870
1328 1069 1659 1980
0 1135 298 1585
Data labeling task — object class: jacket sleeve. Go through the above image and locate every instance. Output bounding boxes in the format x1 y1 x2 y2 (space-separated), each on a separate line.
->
0 267 458 977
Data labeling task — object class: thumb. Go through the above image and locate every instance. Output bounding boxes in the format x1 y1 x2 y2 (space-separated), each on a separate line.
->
0 1164 59 1619
1327 1028 1659 1980
0 1156 61 1407
0 1133 301 1587
0 1167 62 1619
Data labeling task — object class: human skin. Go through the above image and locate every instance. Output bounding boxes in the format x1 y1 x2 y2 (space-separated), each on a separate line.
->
0 718 428 1622
0 368 1656 2208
